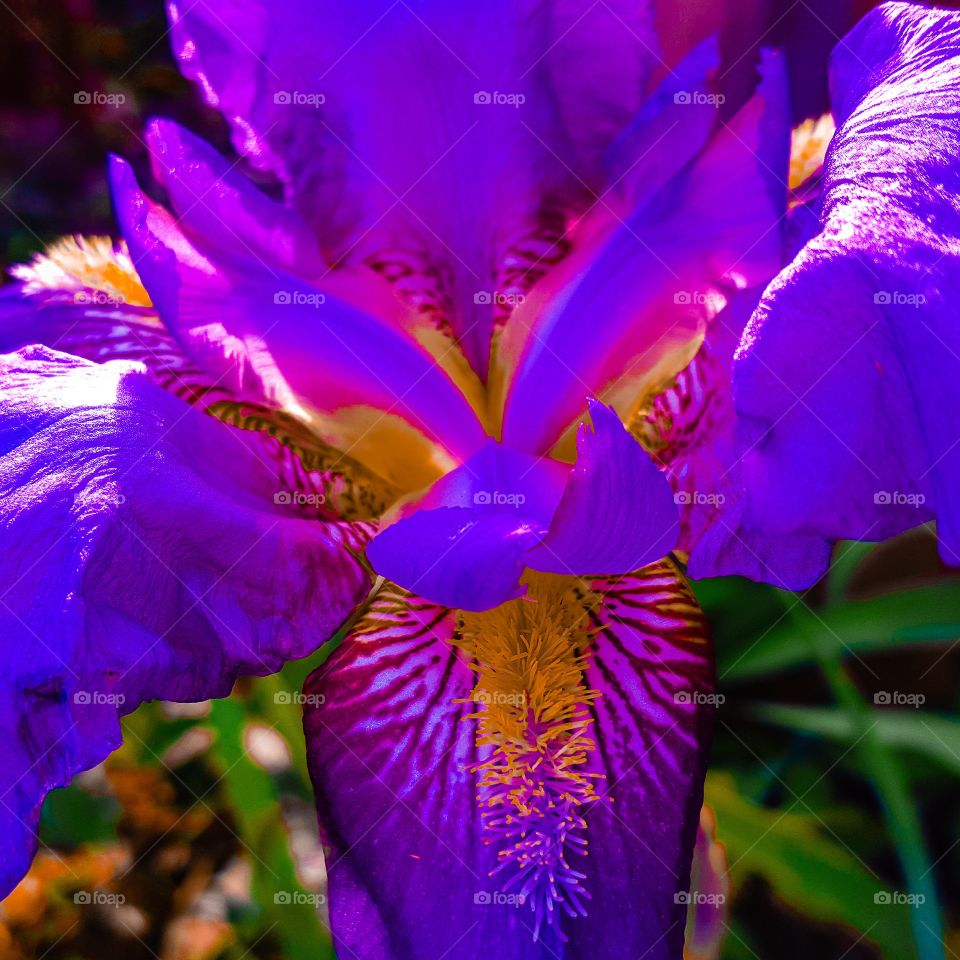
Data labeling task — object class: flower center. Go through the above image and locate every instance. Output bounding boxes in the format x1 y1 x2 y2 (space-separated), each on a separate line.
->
453 573 608 940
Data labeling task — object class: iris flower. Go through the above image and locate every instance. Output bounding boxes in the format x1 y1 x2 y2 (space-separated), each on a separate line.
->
1 2 955 959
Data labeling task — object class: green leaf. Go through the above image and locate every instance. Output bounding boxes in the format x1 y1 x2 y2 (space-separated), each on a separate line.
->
720 585 960 681
774 593 944 959
207 698 335 960
750 704 960 777
39 784 119 848
706 772 917 959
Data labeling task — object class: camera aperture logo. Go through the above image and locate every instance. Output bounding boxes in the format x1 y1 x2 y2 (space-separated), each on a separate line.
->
473 690 527 707
874 891 925 906
874 490 925 508
74 91 126 107
673 290 726 310
74 290 126 306
673 91 725 107
675 891 725 906
274 691 326 707
473 290 526 307
473 490 526 508
674 491 726 507
674 689 724 706
874 691 925 708
873 291 926 308
74 891 125 906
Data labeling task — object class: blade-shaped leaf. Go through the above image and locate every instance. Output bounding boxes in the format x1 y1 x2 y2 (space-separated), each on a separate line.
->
721 585 960 681
705 772 917 959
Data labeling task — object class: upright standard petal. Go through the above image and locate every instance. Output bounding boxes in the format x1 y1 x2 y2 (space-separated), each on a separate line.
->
110 156 489 463
729 2 960 572
0 346 369 899
501 48 790 454
304 562 713 960
167 0 663 378
525 401 679 576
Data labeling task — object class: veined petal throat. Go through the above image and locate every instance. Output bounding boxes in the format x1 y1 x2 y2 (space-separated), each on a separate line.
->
453 572 608 940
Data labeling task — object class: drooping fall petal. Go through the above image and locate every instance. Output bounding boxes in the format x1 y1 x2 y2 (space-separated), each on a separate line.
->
304 561 713 959
724 1 960 575
0 239 398 520
0 346 369 899
627 290 832 588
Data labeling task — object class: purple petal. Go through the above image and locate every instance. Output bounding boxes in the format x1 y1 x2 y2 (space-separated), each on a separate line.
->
366 507 543 612
628 290 832 587
0 345 369 898
303 585 491 960
365 442 565 610
526 400 680 575
411 440 570 525
367 405 678 608
145 117 325 276
500 48 789 455
144 119 409 325
602 39 721 214
110 156 488 462
303 562 713 959
0 257 265 407
166 1 664 378
567 563 714 957
730 2 960 573
687 490 831 590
